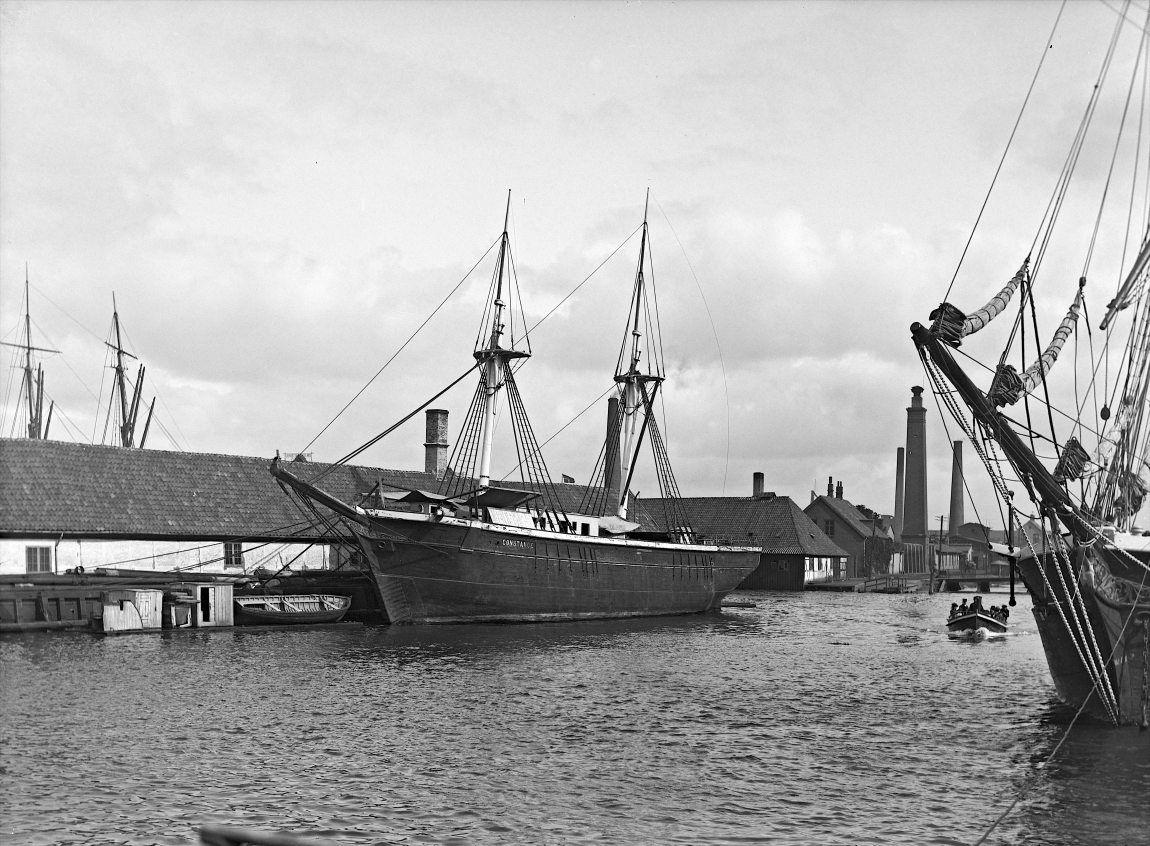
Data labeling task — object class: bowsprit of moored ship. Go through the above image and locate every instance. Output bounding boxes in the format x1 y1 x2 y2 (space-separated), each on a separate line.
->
271 192 761 623
911 8 1150 726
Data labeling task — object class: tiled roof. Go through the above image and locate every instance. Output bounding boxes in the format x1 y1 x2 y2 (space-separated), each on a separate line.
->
953 522 1007 544
805 495 881 540
640 495 848 557
0 438 639 539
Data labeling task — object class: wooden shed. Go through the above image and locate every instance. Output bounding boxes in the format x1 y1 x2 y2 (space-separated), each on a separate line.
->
101 589 164 633
186 582 234 627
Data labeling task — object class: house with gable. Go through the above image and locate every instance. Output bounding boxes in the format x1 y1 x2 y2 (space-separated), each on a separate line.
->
804 478 895 580
640 473 848 590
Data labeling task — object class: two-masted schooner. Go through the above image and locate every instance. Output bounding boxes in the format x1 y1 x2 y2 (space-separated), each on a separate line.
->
273 195 760 623
913 10 1150 726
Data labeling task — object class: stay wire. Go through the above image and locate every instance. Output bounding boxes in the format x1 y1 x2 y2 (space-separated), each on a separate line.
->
655 197 732 495
299 235 500 456
943 0 1066 304
1081 0 1149 280
521 224 642 342
309 361 481 482
499 382 617 482
118 321 188 451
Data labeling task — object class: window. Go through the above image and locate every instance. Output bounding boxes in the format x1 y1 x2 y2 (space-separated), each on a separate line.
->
824 520 835 537
224 541 244 569
25 546 52 573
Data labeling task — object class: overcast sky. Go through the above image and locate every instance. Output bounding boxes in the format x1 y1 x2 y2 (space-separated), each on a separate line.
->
2 0 1147 529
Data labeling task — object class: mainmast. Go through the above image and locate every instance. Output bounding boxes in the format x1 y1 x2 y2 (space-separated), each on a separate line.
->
614 191 664 519
474 191 529 488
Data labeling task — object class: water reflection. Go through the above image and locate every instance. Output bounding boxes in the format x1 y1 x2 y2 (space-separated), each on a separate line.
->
2 591 1147 845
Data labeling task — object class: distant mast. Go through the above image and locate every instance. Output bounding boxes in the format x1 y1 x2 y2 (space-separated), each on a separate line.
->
105 294 155 448
0 267 58 439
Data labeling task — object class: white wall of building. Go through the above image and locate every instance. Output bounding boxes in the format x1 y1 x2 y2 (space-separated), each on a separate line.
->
803 556 837 583
0 538 331 576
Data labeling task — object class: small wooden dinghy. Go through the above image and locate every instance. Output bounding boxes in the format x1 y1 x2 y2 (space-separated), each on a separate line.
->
946 610 1007 639
233 594 351 626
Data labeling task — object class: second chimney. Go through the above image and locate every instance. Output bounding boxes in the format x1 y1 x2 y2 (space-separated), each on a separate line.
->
424 409 449 478
753 472 764 497
948 440 964 542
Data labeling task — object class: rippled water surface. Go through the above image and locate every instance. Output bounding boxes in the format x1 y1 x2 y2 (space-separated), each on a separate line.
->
2 591 1148 845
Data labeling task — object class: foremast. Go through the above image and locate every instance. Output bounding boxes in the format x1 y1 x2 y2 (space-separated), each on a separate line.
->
437 192 569 529
474 191 529 488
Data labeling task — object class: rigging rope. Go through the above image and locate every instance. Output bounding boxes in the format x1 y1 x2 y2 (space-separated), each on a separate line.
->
299 235 500 456
942 0 1066 304
654 197 731 496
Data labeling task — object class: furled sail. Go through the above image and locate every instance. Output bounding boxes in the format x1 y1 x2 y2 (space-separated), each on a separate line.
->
962 259 1029 337
929 259 1028 347
1100 226 1149 331
988 280 1084 406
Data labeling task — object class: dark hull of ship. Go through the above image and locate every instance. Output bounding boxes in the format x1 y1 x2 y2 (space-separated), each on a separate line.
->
1017 547 1150 726
354 516 759 624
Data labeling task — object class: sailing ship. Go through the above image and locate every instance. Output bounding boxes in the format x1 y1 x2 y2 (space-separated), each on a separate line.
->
913 15 1150 725
272 195 761 623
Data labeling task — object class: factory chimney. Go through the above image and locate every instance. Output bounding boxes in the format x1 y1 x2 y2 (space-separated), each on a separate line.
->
893 447 905 542
753 471 764 497
424 409 449 478
948 440 964 543
902 386 928 545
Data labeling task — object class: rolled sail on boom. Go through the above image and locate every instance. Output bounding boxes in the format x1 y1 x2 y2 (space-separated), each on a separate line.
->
962 259 1029 337
988 280 1085 406
1100 227 1149 331
929 259 1028 346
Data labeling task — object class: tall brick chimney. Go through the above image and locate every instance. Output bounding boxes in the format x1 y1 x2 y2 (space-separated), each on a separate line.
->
424 409 449 478
753 471 764 497
948 440 964 542
903 386 928 545
893 446 905 542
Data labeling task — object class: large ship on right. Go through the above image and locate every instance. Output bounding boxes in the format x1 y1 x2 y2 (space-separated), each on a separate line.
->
912 7 1150 726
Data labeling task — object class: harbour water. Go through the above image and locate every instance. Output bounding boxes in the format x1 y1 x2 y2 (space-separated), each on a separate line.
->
1 590 1148 846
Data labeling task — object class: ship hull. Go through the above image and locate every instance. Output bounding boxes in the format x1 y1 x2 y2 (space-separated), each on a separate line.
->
354 514 759 624
1017 545 1150 726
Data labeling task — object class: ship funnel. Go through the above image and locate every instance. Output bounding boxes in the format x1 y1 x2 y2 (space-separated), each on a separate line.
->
424 409 449 478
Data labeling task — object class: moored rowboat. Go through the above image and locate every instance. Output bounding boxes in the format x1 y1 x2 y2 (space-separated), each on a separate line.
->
233 594 351 626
